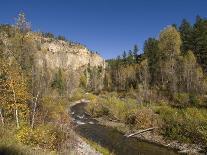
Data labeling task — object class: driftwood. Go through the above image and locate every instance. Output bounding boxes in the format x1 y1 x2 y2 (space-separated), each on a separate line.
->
125 127 158 138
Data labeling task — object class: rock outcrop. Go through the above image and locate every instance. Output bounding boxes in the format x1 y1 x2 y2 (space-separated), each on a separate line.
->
32 34 105 71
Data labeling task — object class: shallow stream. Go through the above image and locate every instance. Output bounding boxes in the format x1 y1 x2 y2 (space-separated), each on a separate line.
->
70 102 179 155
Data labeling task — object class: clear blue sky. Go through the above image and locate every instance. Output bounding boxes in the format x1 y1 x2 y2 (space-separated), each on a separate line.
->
0 0 207 59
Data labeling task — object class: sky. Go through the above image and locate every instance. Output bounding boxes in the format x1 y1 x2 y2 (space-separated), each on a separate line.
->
0 0 207 59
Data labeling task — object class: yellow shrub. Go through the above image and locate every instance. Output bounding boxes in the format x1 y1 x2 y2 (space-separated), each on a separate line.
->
134 108 157 129
16 125 61 150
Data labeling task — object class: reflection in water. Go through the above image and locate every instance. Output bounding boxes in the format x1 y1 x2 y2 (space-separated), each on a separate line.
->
71 103 179 155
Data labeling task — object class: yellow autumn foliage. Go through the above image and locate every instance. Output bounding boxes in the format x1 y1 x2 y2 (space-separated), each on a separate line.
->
16 125 60 150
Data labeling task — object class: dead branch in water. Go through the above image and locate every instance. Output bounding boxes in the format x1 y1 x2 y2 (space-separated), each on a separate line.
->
125 127 158 138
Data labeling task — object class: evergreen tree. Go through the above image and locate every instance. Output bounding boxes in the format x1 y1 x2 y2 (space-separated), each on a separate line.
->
192 16 207 71
172 24 178 30
51 69 65 95
144 38 159 84
133 44 139 62
127 50 134 64
179 19 193 53
122 51 127 64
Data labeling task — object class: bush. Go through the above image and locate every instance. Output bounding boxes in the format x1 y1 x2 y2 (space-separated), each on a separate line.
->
70 88 85 101
84 93 97 101
42 32 55 38
173 93 189 106
189 94 207 107
86 97 110 117
173 93 207 107
0 125 17 146
156 105 207 145
86 95 138 121
135 107 160 129
16 125 65 150
41 96 69 123
56 35 67 41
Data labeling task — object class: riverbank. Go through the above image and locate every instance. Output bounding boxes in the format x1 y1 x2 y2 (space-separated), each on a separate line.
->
70 131 102 155
69 100 112 155
69 99 205 154
82 92 207 155
70 101 180 155
95 116 204 155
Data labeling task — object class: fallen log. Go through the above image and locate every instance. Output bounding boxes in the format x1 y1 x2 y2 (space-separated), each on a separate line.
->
125 127 158 138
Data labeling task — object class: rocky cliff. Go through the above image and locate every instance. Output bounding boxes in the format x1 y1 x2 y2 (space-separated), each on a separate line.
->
31 33 105 71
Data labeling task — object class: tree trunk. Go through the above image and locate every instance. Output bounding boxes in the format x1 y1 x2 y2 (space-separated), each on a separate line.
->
11 81 20 128
0 109 4 126
15 109 19 128
31 91 39 128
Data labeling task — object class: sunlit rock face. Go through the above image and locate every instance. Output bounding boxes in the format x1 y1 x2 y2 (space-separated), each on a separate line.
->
33 35 105 71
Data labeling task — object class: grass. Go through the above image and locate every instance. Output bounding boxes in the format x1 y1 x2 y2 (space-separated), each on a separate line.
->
82 137 114 155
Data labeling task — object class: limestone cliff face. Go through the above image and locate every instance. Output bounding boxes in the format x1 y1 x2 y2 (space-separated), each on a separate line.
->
32 35 105 71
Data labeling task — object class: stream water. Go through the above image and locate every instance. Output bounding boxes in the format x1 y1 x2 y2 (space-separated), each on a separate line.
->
70 102 179 155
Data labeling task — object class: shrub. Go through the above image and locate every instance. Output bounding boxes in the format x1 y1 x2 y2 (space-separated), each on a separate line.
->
86 95 138 122
70 88 85 101
189 94 207 107
84 93 97 101
41 96 69 123
86 97 110 117
134 107 159 129
16 125 65 150
173 93 189 106
0 125 17 146
156 105 207 145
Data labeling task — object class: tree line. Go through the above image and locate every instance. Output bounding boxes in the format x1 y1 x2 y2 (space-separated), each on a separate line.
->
104 16 207 106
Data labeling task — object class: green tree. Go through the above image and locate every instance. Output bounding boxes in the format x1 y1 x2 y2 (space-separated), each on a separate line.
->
192 16 207 71
127 50 134 64
133 44 139 62
179 19 193 53
122 51 127 64
51 69 65 95
144 38 159 85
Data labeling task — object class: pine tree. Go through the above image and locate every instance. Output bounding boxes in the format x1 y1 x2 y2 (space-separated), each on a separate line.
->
144 38 159 85
192 16 207 71
179 19 193 53
122 51 127 64
133 44 139 62
127 50 134 64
